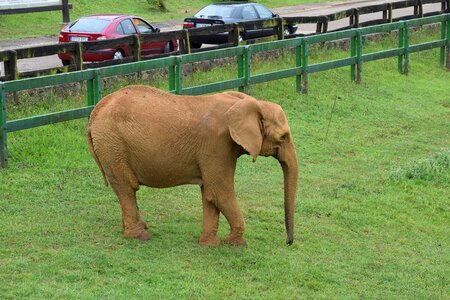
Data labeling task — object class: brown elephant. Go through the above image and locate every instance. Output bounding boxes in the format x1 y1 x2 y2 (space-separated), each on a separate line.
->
86 85 298 246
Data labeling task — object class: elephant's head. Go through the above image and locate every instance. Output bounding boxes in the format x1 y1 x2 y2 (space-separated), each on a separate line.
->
226 94 299 245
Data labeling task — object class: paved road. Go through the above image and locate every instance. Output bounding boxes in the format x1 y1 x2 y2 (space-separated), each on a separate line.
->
0 0 444 76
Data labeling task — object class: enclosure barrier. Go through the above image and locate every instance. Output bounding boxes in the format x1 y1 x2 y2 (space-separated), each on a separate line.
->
0 14 449 167
0 0 448 81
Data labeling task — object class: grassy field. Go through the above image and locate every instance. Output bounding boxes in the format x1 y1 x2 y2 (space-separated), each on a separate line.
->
0 0 325 40
0 28 449 298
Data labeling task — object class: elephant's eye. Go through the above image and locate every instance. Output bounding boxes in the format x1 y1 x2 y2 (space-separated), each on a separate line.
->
280 133 289 142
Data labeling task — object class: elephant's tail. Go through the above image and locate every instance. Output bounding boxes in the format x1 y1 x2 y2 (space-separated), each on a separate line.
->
86 128 109 187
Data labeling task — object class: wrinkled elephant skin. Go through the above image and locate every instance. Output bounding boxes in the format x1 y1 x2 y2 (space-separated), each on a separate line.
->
86 86 298 246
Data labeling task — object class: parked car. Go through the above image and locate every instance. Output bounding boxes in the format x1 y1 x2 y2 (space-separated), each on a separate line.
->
58 14 178 65
183 2 296 48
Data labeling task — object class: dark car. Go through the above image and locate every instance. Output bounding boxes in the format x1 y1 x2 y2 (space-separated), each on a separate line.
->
183 2 296 48
58 14 178 65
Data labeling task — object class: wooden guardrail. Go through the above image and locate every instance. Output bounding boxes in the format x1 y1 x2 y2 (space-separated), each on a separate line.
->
0 14 449 167
0 0 449 81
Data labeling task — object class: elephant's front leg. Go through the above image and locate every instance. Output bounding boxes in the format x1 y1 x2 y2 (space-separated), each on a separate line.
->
199 186 221 246
217 193 247 246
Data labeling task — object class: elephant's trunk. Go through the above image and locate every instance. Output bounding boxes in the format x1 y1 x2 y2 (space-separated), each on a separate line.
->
277 141 298 245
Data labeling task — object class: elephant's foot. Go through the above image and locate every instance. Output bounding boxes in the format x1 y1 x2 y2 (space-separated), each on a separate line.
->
140 220 148 229
124 227 151 241
224 234 247 246
199 234 221 247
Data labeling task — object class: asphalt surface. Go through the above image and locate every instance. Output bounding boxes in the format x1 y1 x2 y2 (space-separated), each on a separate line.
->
0 0 444 75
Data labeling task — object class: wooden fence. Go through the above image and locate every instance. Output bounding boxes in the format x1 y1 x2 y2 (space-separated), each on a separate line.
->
0 0 448 81
0 14 448 168
0 0 72 23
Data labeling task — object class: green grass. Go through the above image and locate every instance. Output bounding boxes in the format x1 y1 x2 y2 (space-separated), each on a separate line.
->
0 29 449 298
0 0 326 40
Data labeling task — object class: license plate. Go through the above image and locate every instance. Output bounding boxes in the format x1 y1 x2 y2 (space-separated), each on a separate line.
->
70 36 88 42
196 23 211 28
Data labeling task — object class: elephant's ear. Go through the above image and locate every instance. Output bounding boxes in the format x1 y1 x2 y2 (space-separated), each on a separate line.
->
226 98 263 162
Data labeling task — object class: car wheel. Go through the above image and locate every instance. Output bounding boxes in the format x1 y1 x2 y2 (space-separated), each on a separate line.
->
164 42 171 53
113 50 124 60
61 59 71 66
190 42 202 49
284 26 291 37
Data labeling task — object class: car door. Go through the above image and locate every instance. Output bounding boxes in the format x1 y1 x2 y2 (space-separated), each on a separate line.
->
116 18 138 56
132 18 164 55
253 4 277 38
240 5 260 39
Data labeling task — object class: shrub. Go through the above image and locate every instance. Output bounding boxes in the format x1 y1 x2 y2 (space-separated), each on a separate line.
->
147 0 167 11
390 149 450 182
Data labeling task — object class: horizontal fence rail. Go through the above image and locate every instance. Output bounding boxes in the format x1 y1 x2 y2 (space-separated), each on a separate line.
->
0 0 448 81
0 14 449 167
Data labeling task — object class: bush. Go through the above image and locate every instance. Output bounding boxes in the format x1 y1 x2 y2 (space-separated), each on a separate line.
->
147 0 167 11
390 149 450 182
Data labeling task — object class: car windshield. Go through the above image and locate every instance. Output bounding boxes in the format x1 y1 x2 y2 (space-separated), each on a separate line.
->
195 5 236 18
69 18 110 32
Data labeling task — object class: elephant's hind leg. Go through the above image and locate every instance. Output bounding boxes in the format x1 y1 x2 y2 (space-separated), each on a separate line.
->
111 183 150 241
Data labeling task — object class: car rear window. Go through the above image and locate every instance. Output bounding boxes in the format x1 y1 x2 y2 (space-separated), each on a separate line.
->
69 18 110 32
195 5 236 18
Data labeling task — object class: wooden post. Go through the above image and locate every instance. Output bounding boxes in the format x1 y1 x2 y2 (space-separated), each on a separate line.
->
446 15 450 71
296 43 301 93
74 42 83 70
0 84 7 168
62 0 70 23
5 50 18 81
231 23 240 47
301 39 308 94
131 34 141 62
243 46 250 94
276 17 284 40
356 30 362 83
403 25 410 74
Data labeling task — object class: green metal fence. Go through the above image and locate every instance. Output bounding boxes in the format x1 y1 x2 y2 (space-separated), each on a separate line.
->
1 14 449 167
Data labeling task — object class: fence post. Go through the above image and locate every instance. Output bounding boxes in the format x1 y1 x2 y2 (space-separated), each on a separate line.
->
301 39 308 94
175 56 183 94
74 42 83 71
388 3 393 23
446 14 450 71
230 23 240 47
5 50 18 81
276 17 284 40
238 47 244 92
0 84 7 168
243 46 251 94
181 30 191 54
403 24 410 74
296 42 302 93
87 71 101 106
351 31 356 81
440 18 446 66
169 63 176 92
356 30 362 83
62 0 70 23
398 23 405 73
131 34 141 62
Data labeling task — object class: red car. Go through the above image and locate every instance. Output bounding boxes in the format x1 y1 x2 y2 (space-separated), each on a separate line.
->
58 14 178 65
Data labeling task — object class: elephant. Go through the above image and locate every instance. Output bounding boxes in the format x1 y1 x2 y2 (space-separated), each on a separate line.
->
86 85 298 246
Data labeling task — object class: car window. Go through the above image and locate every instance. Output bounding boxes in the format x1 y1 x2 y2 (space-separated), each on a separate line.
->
117 19 137 35
133 18 154 34
69 18 110 32
195 5 236 18
254 4 274 19
241 6 258 20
